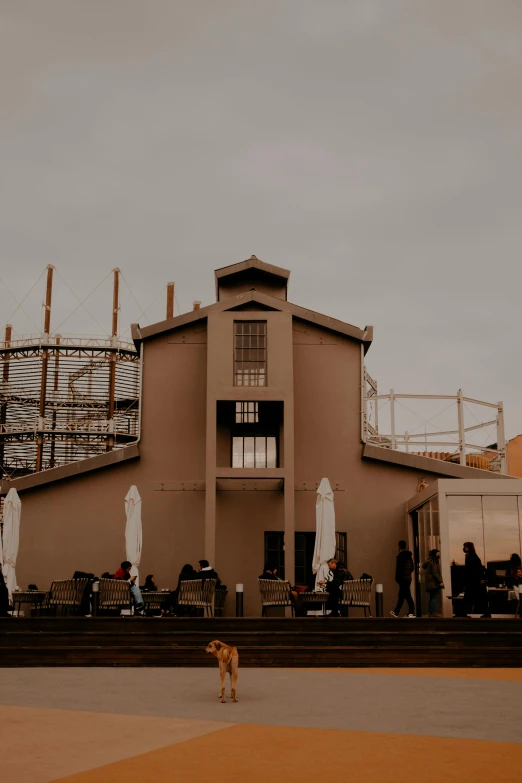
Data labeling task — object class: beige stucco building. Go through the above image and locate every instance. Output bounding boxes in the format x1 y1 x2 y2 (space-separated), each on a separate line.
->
0 257 511 615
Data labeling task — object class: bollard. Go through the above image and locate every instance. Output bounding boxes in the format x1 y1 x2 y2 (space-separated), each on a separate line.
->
91 580 100 616
235 584 244 617
375 583 383 617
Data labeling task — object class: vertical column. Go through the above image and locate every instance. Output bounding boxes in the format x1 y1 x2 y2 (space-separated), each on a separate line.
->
204 314 217 566
0 323 13 471
36 264 54 472
497 401 506 474
107 268 120 452
457 389 466 466
49 334 61 468
166 282 175 319
389 389 396 450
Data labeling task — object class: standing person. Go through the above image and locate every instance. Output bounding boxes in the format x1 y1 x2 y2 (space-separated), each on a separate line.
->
114 560 144 615
422 549 444 617
318 558 349 617
391 540 416 618
462 542 490 618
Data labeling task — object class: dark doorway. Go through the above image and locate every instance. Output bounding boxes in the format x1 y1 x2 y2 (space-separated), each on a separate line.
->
411 511 422 617
264 531 348 588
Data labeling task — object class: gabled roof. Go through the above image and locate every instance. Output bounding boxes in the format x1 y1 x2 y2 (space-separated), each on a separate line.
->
215 255 290 301
131 289 373 354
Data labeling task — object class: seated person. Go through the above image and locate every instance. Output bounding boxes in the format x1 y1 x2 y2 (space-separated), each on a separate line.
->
258 563 304 616
143 574 157 591
195 559 221 587
318 558 349 617
114 560 144 615
163 564 198 615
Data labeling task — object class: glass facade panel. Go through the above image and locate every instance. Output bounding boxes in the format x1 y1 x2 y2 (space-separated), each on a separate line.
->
232 435 278 468
266 437 277 469
447 495 484 567
243 436 255 468
483 495 520 577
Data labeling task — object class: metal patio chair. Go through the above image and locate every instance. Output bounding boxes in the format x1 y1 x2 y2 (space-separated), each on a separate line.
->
258 579 294 616
48 578 89 616
341 578 373 617
177 579 216 617
98 578 133 615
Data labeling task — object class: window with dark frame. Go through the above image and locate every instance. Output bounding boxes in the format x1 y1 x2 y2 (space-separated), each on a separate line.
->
335 532 347 568
264 532 285 579
234 321 266 387
232 436 277 468
235 401 259 424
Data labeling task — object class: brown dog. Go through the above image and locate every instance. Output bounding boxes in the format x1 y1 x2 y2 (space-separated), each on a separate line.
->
205 640 239 703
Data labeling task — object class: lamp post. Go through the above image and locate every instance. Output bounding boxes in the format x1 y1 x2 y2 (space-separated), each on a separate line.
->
235 584 244 617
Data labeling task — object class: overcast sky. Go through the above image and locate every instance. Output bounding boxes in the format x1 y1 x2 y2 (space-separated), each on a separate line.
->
1 1 521 441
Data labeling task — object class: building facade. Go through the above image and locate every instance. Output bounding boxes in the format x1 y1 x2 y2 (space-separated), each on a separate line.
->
0 257 511 615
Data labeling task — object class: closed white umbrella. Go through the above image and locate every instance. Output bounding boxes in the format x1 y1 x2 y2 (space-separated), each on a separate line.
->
312 477 336 590
3 487 21 600
125 485 142 582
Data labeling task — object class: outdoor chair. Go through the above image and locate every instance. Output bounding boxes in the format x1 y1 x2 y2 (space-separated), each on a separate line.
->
48 579 89 616
214 587 228 617
341 578 373 617
98 578 133 615
258 578 294 616
177 579 216 617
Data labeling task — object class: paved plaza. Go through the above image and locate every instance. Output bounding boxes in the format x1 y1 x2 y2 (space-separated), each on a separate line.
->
1 667 521 782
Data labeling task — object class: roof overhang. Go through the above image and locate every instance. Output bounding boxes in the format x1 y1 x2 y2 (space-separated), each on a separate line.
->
132 290 373 354
362 443 515 480
0 444 140 495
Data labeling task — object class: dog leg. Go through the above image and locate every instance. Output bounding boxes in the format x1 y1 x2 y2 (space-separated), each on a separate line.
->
220 662 226 703
231 657 238 702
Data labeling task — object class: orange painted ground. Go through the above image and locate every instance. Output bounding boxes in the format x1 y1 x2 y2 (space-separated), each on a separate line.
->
55 723 521 783
311 667 522 681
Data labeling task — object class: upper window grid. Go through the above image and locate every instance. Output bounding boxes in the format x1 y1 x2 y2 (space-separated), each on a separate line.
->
234 321 266 387
235 401 259 424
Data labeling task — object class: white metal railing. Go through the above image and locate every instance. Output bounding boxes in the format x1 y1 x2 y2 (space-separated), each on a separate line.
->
1 334 136 352
362 381 506 474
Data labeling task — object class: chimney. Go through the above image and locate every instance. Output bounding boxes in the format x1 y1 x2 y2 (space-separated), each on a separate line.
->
193 301 201 311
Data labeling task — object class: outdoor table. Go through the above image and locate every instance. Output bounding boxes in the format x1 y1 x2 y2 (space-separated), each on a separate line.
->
142 590 169 614
11 591 47 617
300 591 328 615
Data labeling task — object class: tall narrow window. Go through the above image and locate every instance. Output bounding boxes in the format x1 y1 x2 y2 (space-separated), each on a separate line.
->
234 321 266 387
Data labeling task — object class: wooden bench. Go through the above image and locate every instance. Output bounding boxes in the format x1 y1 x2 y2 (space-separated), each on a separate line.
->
177 579 216 617
258 579 294 616
48 579 89 616
341 578 373 617
98 578 132 615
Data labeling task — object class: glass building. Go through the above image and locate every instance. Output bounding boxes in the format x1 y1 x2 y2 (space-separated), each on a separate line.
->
408 479 522 617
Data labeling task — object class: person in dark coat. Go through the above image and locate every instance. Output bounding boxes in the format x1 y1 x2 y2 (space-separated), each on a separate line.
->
391 540 416 618
0 564 10 617
463 542 490 617
507 553 522 585
195 559 221 587
162 564 198 615
422 549 444 617
143 575 157 592
318 558 350 617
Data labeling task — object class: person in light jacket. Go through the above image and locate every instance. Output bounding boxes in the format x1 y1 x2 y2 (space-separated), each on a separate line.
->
422 549 444 617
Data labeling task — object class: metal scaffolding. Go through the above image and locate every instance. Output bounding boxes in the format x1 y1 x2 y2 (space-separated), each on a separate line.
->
0 266 140 478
